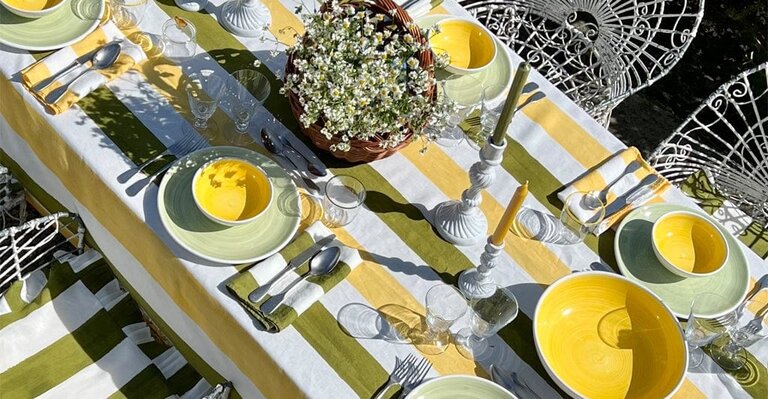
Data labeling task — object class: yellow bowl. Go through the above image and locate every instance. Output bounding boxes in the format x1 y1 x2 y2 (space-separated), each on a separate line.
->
429 18 496 75
1 0 66 18
534 272 687 399
652 210 728 278
192 157 272 226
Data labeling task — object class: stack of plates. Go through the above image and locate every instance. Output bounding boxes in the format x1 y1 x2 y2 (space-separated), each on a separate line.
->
615 204 750 318
157 146 301 264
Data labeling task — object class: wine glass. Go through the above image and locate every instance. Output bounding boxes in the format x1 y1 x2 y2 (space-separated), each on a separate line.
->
416 285 467 355
559 191 606 244
456 284 519 360
428 76 485 148
322 175 366 228
711 299 767 371
226 69 271 145
184 71 227 133
684 293 732 369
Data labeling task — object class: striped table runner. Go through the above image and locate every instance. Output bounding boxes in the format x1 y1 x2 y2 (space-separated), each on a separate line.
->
0 0 766 398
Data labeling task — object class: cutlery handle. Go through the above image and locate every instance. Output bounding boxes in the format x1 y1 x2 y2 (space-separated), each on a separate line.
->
148 161 175 184
136 150 171 172
34 61 80 93
248 267 293 303
48 67 92 104
372 382 397 399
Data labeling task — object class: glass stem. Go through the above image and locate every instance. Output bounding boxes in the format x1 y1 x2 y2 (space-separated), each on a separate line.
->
194 118 208 130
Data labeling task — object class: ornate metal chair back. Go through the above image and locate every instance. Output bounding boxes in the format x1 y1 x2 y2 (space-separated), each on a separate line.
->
650 62 768 224
1 165 27 229
460 0 705 124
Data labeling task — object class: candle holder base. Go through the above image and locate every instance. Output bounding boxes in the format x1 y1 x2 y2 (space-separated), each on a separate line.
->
458 268 496 299
434 200 487 246
220 0 271 38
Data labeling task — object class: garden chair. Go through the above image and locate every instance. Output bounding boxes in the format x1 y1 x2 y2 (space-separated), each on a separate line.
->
0 165 26 229
459 0 705 125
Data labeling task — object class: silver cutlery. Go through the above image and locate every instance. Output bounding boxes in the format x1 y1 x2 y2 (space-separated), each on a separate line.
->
33 40 122 94
125 136 208 196
263 246 341 312
490 364 542 399
47 42 122 104
399 357 431 398
261 129 322 195
276 135 326 177
599 174 663 221
373 354 417 399
135 134 198 173
741 305 767 335
248 235 336 303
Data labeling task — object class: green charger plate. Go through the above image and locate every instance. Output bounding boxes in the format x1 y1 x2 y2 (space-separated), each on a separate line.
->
157 146 301 264
405 375 516 399
416 15 513 104
0 0 104 51
615 203 749 318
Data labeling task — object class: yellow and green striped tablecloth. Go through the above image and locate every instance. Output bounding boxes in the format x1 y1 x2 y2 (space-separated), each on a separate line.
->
0 0 766 398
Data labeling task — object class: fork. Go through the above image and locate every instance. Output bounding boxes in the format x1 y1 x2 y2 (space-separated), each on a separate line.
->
134 133 197 173
399 357 432 398
147 136 208 181
373 354 416 399
740 304 768 335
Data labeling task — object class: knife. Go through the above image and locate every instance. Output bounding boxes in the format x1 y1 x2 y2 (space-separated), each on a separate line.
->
248 234 336 303
600 174 664 222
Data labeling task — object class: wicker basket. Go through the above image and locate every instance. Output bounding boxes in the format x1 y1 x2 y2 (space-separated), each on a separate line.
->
286 0 436 163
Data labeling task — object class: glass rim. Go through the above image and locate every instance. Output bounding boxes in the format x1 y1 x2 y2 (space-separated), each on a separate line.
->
563 190 605 228
114 0 148 6
162 18 197 44
325 175 366 209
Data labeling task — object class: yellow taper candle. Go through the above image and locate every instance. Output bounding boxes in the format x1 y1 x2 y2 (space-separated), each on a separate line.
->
491 62 531 146
491 181 529 245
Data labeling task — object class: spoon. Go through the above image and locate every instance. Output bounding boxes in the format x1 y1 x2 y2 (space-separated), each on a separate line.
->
261 129 322 195
264 246 341 312
277 135 327 177
48 42 122 104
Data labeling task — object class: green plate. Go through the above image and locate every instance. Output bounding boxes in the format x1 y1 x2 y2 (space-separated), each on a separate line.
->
416 15 513 104
0 0 104 51
405 375 516 399
157 146 301 264
615 203 749 319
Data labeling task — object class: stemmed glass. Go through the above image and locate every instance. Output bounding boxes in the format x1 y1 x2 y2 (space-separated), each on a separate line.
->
416 285 467 355
559 191 606 244
711 299 768 370
456 284 519 360
684 293 732 369
428 76 485 148
184 71 227 134
226 69 272 145
322 175 366 228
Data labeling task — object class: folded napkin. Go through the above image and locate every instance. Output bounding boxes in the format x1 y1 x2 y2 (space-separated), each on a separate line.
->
20 22 147 115
226 222 362 332
397 0 443 18
557 147 670 234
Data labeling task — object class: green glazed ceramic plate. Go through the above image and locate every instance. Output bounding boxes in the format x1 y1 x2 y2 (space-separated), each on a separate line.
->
416 15 513 104
615 203 749 318
0 0 104 51
157 146 301 264
405 375 516 399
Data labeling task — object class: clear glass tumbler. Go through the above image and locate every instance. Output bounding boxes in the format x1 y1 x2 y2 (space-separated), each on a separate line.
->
322 175 366 228
416 285 467 355
161 17 197 61
559 191 605 244
456 284 519 360
226 69 271 144
684 293 731 369
184 71 227 131
712 299 767 370
109 0 149 29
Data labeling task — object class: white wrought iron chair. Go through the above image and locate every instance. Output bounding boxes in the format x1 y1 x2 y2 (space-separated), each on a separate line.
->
459 0 705 125
0 165 27 230
0 212 85 294
649 62 768 224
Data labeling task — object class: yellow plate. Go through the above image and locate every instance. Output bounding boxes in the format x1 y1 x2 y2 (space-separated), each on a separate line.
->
652 210 728 277
534 272 687 399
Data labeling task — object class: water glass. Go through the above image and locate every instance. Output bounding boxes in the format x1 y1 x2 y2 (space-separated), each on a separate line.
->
429 76 485 148
711 299 767 370
416 285 467 355
322 175 366 228
226 69 271 143
456 284 519 360
184 71 227 131
110 0 149 29
161 17 197 61
559 191 605 244
684 293 731 369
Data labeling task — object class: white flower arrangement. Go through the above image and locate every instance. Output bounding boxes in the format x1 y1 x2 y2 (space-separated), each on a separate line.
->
281 0 451 152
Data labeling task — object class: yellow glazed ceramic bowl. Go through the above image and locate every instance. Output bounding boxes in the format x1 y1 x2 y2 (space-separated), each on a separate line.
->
651 210 728 278
534 272 687 399
1 0 66 18
429 17 496 75
192 157 272 226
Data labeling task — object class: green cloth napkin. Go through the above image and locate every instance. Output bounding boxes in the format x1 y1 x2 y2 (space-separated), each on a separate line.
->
226 222 362 332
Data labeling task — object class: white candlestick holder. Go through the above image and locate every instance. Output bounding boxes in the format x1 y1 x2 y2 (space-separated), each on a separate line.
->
220 0 272 38
459 237 503 299
433 137 506 246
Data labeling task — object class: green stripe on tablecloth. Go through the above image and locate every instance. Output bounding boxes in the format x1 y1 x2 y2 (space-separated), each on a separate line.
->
0 310 124 398
0 265 73 327
107 366 174 399
166 364 205 396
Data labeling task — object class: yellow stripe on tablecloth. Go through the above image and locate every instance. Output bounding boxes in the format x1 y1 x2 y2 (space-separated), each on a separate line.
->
0 76 304 399
264 0 305 46
399 144 571 284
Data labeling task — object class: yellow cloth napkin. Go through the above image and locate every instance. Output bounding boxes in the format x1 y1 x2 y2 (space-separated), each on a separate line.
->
558 147 670 234
20 22 146 115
